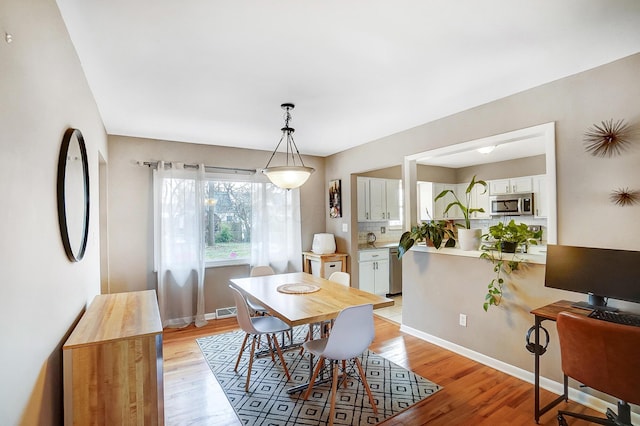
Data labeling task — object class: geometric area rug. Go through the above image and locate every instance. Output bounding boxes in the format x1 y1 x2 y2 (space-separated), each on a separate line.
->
196 326 441 425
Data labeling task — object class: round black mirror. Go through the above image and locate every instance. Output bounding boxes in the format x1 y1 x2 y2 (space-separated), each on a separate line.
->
57 128 90 262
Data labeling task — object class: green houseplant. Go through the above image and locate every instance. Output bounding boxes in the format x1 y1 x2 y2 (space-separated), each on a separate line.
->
480 220 542 311
397 220 456 259
434 175 488 250
482 219 541 253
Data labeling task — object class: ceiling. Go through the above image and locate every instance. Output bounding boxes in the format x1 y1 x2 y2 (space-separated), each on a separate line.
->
417 137 546 168
56 0 640 157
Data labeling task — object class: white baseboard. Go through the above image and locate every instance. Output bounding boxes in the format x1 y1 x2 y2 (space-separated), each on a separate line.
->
399 324 639 423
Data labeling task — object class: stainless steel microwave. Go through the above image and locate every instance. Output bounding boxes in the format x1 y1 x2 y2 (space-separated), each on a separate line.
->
489 193 534 216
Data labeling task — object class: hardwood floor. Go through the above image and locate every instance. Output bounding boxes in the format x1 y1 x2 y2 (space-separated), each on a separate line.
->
163 315 602 425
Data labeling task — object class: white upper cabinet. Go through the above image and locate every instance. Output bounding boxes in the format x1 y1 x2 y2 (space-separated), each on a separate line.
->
470 183 491 219
368 178 388 221
489 176 533 195
532 175 548 218
357 177 370 221
357 177 401 222
432 183 464 219
417 181 434 221
385 179 401 221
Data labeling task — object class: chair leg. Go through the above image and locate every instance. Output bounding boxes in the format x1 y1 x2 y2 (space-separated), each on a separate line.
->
329 361 339 426
272 333 291 381
234 333 249 372
342 360 347 388
265 334 276 362
303 356 325 400
355 357 378 414
245 336 257 392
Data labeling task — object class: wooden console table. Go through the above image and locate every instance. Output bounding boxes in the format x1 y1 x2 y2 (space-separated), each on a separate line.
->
530 300 590 423
63 290 164 425
302 251 348 278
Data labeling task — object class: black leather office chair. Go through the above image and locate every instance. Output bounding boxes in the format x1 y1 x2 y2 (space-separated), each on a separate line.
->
556 312 640 426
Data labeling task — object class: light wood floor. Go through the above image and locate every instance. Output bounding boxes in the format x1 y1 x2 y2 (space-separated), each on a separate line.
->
163 315 602 425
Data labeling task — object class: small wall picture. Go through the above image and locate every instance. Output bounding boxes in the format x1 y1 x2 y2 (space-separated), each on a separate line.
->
329 179 342 218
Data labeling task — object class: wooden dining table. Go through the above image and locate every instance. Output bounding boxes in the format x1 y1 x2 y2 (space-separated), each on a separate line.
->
229 271 394 393
230 272 394 327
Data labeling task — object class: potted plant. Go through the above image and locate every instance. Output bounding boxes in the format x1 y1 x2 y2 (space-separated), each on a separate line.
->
434 175 488 251
479 220 542 311
482 219 541 253
397 220 456 259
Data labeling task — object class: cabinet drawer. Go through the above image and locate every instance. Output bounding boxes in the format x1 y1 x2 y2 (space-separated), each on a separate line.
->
359 249 389 262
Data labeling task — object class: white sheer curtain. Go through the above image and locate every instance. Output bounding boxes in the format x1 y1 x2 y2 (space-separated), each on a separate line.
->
154 162 207 328
251 183 302 273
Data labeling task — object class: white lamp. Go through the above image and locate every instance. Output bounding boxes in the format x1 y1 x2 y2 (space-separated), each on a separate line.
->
262 103 314 189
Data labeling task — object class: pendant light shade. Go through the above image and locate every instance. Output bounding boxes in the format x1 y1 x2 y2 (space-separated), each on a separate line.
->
262 103 314 189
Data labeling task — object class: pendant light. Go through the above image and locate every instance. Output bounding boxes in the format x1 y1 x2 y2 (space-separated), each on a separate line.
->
262 103 315 189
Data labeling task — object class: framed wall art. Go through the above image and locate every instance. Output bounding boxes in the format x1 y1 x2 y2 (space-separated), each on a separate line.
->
329 179 342 218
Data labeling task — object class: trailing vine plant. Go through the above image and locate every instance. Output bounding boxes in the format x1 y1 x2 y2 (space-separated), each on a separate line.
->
479 220 541 311
479 249 521 311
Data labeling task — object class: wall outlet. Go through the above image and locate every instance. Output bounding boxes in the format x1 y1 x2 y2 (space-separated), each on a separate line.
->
381 226 386 234
342 223 348 232
459 313 467 327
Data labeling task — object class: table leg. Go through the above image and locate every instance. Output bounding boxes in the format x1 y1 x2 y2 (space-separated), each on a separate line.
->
533 316 565 423
534 315 541 423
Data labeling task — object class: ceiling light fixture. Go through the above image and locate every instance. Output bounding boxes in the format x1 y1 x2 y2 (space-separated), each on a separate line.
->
477 146 496 154
262 103 315 189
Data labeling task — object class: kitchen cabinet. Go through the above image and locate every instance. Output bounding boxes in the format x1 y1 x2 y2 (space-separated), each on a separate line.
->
417 181 434 221
532 175 548 218
421 181 489 221
470 183 491 219
433 183 463 219
489 177 533 195
357 177 401 222
357 177 370 221
358 249 389 296
385 179 401 221
369 178 387 221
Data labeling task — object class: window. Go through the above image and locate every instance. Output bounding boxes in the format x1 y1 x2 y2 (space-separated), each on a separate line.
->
204 180 252 264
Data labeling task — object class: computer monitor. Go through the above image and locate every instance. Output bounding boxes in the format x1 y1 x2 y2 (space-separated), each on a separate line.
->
544 244 640 310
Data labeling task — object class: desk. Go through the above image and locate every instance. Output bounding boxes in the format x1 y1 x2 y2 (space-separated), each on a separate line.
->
302 251 348 278
530 300 590 423
230 272 393 393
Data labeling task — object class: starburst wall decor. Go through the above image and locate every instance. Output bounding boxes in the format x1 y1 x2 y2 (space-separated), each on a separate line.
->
610 188 639 206
583 119 633 157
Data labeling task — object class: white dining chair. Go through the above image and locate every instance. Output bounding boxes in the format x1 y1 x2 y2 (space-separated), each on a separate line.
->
327 271 350 287
229 285 291 392
302 304 377 425
246 265 275 315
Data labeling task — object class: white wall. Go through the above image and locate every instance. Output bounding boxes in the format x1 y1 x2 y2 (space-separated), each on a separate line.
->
0 0 107 423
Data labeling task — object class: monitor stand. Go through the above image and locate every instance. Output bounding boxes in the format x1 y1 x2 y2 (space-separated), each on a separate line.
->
571 293 619 312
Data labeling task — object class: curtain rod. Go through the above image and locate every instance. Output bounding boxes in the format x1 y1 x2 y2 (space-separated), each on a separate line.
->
137 161 257 175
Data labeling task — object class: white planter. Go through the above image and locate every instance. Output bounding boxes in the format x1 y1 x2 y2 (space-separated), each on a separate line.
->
458 228 482 251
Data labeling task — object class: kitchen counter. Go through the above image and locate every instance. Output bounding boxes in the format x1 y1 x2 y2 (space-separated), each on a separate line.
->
358 242 398 251
410 244 547 264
